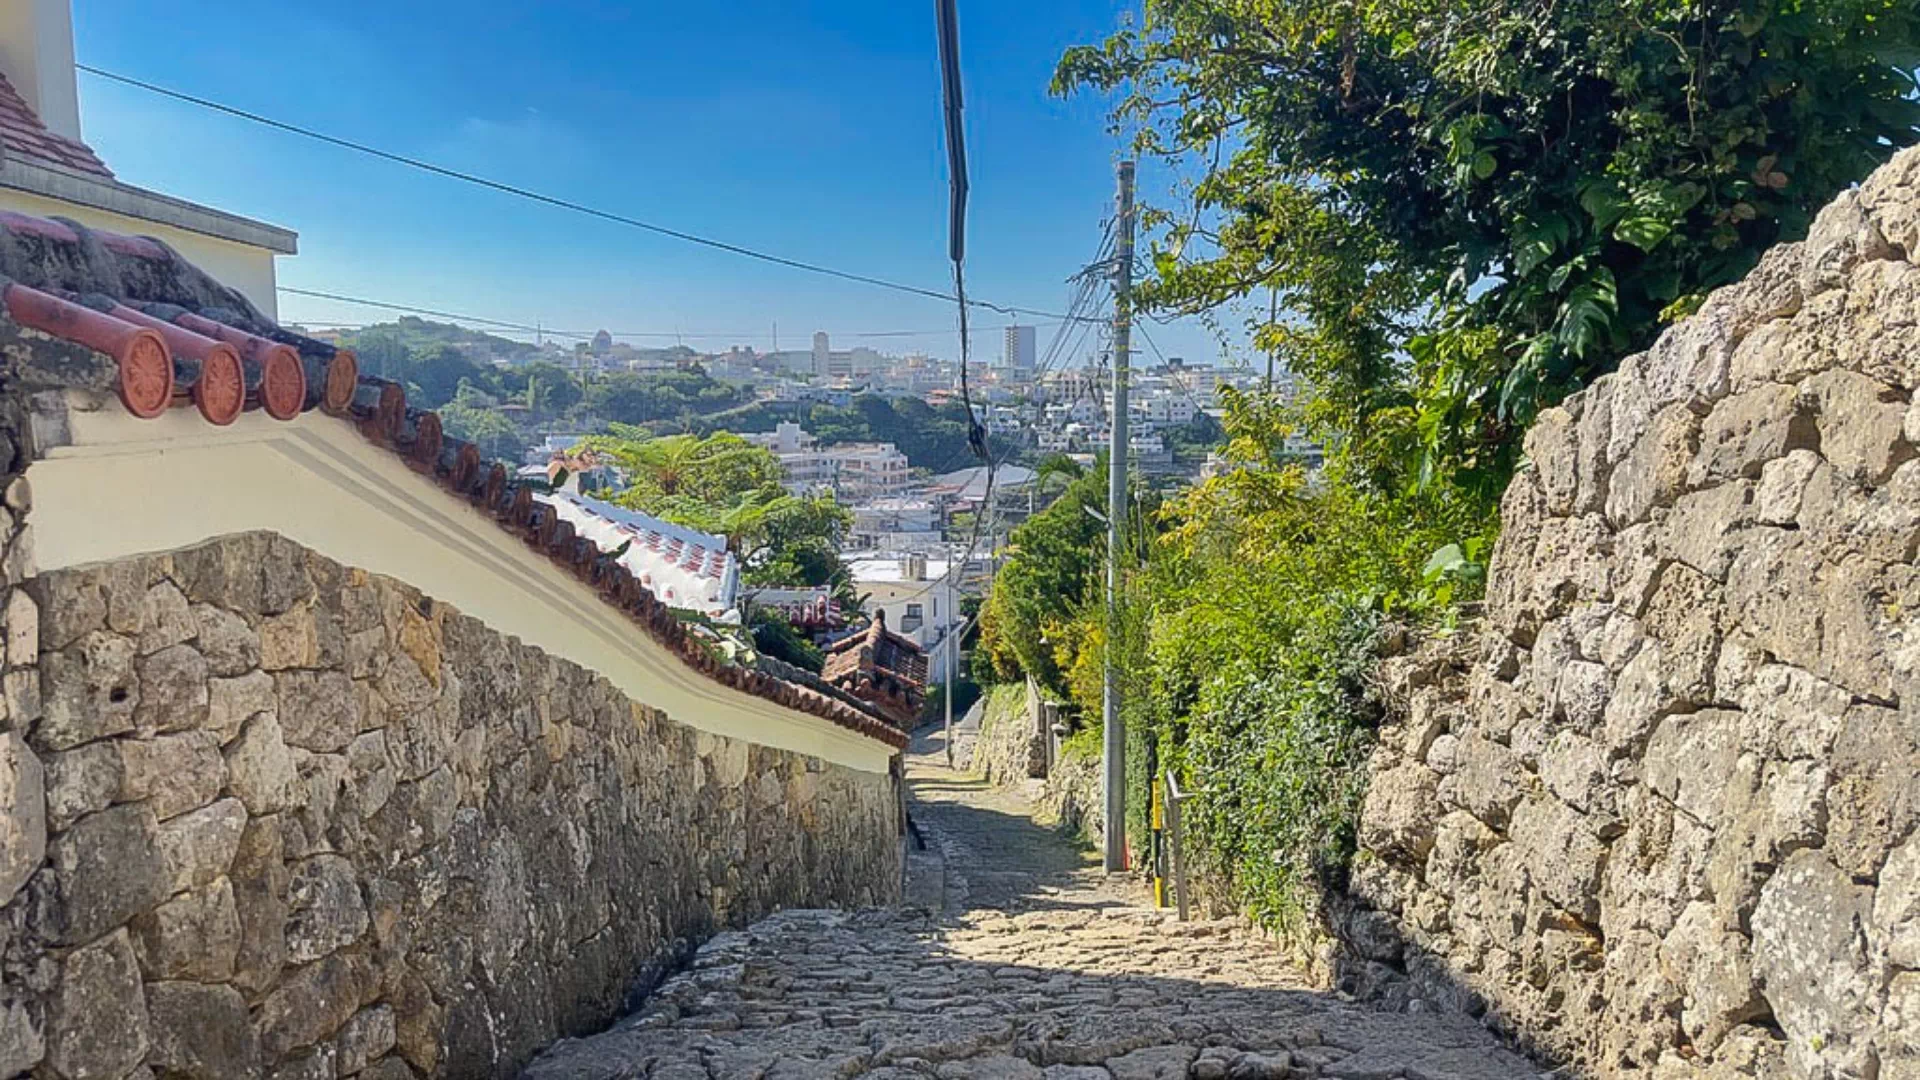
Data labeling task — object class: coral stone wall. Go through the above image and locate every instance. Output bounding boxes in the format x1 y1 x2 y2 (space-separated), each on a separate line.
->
0 532 900 1080
1343 149 1920 1078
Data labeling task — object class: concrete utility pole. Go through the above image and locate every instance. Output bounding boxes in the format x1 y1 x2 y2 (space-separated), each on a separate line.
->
945 540 956 769
1103 159 1136 874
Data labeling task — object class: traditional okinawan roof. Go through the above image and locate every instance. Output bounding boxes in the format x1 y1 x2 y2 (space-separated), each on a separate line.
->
0 72 112 178
537 491 741 618
0 207 906 750
822 611 928 727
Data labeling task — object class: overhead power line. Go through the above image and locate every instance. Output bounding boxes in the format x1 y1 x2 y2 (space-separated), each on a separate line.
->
277 285 1059 345
80 64 1088 324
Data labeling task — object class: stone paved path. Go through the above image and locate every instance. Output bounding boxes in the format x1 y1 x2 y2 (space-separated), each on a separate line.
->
523 727 1543 1079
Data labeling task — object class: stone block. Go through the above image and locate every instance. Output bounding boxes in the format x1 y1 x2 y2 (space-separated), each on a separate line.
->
1435 735 1532 831
1605 403 1698 528
1526 406 1579 516
1508 795 1607 925
1358 762 1440 869
1875 830 1920 970
172 531 268 613
346 730 394 818
136 580 196 656
230 815 290 997
260 534 314 616
37 630 138 751
1642 709 1746 826
48 802 170 945
208 670 277 746
254 950 381 1059
133 642 209 735
1825 703 1919 880
1799 187 1899 296
196 603 261 678
146 980 260 1080
45 928 147 1080
286 854 369 963
1688 384 1815 487
332 1004 396 1075
4 588 37 668
226 711 303 815
1642 303 1736 410
1640 563 1724 707
0 993 42 1078
121 729 225 820
366 766 457 861
1659 901 1763 1054
42 739 122 832
28 569 104 652
0 730 44 906
1753 447 1821 526
130 876 240 980
275 670 358 753
155 797 247 894
1753 849 1880 1080
260 606 321 671
1552 660 1610 733
1800 368 1913 485
1660 482 1755 584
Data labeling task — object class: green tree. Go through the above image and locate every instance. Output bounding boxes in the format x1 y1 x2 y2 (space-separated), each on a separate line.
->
1058 0 1920 496
584 429 853 595
439 403 524 463
584 429 779 506
521 362 583 414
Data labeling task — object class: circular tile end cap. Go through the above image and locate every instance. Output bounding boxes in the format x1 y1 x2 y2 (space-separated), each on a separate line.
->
194 344 245 425
260 345 307 421
116 329 173 419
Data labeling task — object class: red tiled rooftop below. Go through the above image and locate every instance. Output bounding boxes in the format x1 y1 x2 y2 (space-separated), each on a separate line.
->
0 72 112 178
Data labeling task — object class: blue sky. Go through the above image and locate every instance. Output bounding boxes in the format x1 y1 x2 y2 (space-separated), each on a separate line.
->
69 0 1236 368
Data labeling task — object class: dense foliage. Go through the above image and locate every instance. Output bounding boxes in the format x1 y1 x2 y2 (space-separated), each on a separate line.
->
981 0 1920 924
338 319 749 458
1058 0 1920 498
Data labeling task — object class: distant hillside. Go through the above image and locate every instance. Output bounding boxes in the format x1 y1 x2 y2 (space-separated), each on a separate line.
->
340 317 541 367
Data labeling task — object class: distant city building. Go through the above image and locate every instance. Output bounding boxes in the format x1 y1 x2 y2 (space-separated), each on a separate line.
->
591 329 614 354
744 422 910 500
1003 324 1036 380
812 331 830 377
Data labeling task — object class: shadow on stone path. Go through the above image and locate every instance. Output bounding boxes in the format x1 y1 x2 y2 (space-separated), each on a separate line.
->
522 725 1547 1079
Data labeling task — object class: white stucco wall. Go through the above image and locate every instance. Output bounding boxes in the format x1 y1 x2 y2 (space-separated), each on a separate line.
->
27 397 898 774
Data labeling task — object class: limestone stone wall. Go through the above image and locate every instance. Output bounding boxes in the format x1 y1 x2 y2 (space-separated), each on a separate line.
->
1341 148 1920 1078
0 532 901 1080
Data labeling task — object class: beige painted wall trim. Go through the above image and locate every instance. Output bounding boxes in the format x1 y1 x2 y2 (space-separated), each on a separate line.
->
28 399 897 774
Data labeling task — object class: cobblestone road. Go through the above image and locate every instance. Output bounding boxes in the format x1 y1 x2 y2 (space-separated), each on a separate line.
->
524 728 1542 1080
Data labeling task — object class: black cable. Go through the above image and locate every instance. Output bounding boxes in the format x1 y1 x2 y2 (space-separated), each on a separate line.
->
280 285 1068 346
80 63 1089 323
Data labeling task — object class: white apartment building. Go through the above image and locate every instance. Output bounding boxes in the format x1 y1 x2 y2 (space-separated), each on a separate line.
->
746 422 910 500
1136 392 1198 426
832 443 911 500
847 552 965 684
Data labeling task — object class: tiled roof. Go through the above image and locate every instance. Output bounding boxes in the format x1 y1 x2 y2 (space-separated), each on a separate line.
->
0 72 112 178
538 492 741 618
0 208 907 751
822 613 928 727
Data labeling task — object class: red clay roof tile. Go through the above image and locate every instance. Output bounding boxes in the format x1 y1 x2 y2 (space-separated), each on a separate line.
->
0 72 112 178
